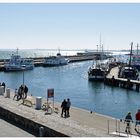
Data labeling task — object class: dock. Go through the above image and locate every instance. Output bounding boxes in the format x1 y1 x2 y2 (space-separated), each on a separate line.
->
105 66 140 92
0 89 139 137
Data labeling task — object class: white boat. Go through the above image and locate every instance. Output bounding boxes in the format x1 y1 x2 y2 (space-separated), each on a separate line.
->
43 52 69 66
4 50 34 72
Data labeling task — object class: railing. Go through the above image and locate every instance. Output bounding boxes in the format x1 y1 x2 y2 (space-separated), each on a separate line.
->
107 119 140 137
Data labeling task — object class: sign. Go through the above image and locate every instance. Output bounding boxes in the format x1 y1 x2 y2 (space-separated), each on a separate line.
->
47 88 54 98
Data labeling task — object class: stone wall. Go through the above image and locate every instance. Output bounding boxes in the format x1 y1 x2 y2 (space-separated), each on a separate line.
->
0 106 68 137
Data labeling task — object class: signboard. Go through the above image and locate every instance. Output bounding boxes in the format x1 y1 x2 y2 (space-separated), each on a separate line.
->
47 88 54 108
47 88 54 98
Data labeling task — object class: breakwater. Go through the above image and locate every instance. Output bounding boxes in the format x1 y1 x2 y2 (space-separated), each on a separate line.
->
0 55 95 71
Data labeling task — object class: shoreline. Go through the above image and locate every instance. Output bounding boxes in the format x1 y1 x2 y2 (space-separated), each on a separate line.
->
0 87 136 137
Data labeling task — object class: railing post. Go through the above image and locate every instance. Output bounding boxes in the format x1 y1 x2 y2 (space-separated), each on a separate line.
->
116 119 117 132
107 120 109 134
118 120 120 136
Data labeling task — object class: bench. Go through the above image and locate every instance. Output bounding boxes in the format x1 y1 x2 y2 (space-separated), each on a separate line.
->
22 99 33 107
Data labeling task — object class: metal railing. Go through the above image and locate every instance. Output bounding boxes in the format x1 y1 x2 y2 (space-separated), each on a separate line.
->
107 119 140 137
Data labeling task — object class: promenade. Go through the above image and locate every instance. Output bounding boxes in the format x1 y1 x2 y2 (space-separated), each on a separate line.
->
0 118 34 137
0 89 139 137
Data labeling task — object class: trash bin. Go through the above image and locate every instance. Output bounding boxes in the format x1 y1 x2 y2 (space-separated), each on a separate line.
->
0 86 4 95
36 97 42 109
6 88 10 98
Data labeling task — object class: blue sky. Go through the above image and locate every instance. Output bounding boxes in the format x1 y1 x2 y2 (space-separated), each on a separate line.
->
0 3 140 50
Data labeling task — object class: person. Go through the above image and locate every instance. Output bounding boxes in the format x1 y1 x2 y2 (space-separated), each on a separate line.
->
61 99 67 118
13 89 18 101
2 82 6 92
66 98 71 117
135 109 140 130
23 85 28 99
125 112 133 134
17 86 22 101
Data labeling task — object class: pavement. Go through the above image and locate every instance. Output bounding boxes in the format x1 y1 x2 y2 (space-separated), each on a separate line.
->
0 88 139 137
0 118 34 137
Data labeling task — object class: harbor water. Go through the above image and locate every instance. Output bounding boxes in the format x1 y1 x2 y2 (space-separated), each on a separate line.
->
0 49 139 120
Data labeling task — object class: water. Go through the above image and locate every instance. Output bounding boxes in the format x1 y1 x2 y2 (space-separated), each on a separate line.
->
0 49 139 120
0 59 139 120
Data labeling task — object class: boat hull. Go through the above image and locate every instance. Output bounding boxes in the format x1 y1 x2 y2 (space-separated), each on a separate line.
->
4 66 34 72
132 65 140 71
88 75 104 81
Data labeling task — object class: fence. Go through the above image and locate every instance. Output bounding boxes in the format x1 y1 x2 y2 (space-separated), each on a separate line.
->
107 119 140 137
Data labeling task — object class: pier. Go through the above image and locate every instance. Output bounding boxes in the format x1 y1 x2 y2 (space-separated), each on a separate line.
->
105 66 140 92
0 55 96 71
0 88 139 137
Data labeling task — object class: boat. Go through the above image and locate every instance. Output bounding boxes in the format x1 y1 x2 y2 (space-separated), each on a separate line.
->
118 42 139 80
43 52 69 67
118 66 139 80
88 60 107 81
88 36 109 81
131 43 140 71
4 49 34 72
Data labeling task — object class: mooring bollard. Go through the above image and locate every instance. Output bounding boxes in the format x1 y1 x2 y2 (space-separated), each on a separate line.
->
39 126 44 137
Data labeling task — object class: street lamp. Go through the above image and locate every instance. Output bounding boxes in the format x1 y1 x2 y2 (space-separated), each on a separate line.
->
21 65 26 86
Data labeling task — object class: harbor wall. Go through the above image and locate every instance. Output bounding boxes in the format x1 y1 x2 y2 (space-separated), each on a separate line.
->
0 106 68 137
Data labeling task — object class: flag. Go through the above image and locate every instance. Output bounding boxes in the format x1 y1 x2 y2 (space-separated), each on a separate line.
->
47 89 54 98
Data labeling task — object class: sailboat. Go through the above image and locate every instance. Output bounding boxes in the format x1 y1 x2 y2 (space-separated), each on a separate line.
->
118 42 139 80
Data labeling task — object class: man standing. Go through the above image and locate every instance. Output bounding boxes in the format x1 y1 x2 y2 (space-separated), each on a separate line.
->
125 112 132 134
61 99 67 118
66 98 71 117
135 109 140 130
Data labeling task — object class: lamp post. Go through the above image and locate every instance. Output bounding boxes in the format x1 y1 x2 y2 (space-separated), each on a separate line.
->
21 65 26 86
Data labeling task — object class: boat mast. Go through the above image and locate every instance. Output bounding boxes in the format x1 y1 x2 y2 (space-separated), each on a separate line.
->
16 48 19 55
99 34 103 60
136 43 139 55
129 42 133 66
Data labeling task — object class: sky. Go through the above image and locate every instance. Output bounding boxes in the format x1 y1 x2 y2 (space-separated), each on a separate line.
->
0 3 140 50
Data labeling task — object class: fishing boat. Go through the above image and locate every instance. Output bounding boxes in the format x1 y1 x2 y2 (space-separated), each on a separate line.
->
131 43 140 71
43 52 69 67
118 42 139 80
88 60 107 81
88 36 109 81
4 49 34 72
118 66 139 80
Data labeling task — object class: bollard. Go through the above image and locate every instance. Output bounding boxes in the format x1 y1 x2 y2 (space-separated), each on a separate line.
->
36 97 42 110
0 86 4 95
6 88 10 98
39 126 44 137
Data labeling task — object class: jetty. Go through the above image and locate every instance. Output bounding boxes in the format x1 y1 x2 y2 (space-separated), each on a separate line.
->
104 66 140 92
0 55 97 71
0 88 139 137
